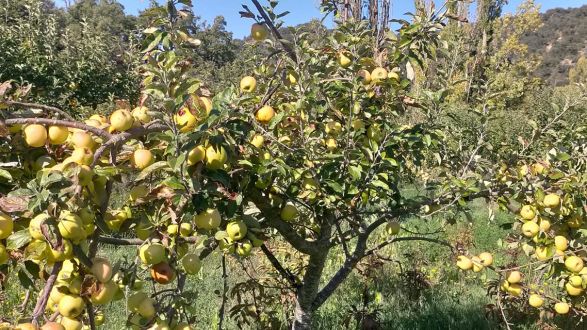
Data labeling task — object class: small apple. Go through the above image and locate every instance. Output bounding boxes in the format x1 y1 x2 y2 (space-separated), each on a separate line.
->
456 256 472 270
179 222 192 237
226 221 247 241
69 147 94 166
528 294 544 308
59 316 82 330
471 256 484 272
58 211 85 241
41 321 65 330
543 193 560 208
187 145 206 165
385 221 400 236
167 224 179 236
565 255 584 273
70 131 95 150
90 280 118 305
109 109 134 132
91 257 113 283
139 243 166 265
151 262 176 284
57 294 85 318
251 23 269 41
236 239 253 257
47 240 73 262
519 205 536 220
507 271 522 284
205 145 227 170
23 124 48 148
240 76 257 93
566 282 583 296
554 302 570 314
555 235 568 251
338 53 351 68
280 203 299 222
182 253 201 274
507 283 522 296
194 208 222 230
521 221 539 237
48 126 69 145
174 107 198 133
0 211 13 239
478 252 493 266
132 106 151 124
255 105 275 124
132 149 154 170
251 134 264 148
357 69 371 85
16 324 40 330
325 121 342 136
371 67 388 82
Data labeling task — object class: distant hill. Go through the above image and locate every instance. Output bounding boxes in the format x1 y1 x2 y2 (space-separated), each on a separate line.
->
521 5 587 85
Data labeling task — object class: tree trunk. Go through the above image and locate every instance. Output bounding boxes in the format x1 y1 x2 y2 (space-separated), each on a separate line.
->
292 302 313 330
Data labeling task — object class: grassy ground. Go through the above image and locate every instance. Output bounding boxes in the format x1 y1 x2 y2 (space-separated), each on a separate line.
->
2 199 547 329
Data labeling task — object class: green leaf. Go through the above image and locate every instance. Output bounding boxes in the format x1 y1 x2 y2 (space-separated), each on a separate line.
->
18 269 36 290
6 230 31 250
348 165 362 180
137 161 171 181
325 180 343 194
0 169 12 181
371 180 390 190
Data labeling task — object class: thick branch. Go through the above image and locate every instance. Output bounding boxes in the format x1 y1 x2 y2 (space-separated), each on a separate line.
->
260 244 300 289
96 235 198 245
4 117 112 139
4 100 74 120
31 262 63 325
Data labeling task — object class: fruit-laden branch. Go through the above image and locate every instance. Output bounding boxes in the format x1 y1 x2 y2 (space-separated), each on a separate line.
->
91 121 168 166
4 117 113 140
3 100 75 120
31 261 63 325
250 0 297 62
260 243 300 289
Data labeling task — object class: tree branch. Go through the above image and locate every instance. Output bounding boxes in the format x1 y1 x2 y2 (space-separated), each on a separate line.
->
3 100 75 120
4 117 112 140
260 244 300 289
218 255 228 330
31 261 63 326
96 235 198 245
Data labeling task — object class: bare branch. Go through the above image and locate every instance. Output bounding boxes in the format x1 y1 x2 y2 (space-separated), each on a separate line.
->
218 255 228 330
31 262 63 325
260 244 300 289
4 100 75 120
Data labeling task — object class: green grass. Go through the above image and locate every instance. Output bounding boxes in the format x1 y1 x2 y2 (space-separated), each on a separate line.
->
2 199 547 329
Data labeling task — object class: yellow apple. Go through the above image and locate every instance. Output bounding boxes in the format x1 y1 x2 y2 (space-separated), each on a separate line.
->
456 255 472 270
535 245 553 261
226 221 247 241
194 208 222 230
90 280 118 305
70 131 95 150
371 67 388 82
179 222 192 237
528 294 544 308
135 221 153 240
471 256 484 272
182 253 201 274
255 105 275 124
569 275 583 287
109 109 134 132
23 124 48 147
16 324 39 330
139 243 166 265
565 256 584 273
128 291 148 311
174 107 198 133
187 145 206 165
338 53 351 68
41 321 65 330
250 23 269 41
57 294 85 318
507 271 522 284
554 302 570 314
167 224 179 236
555 235 569 251
91 257 113 283
69 147 94 166
565 282 583 296
59 317 82 330
385 221 401 236
251 134 264 148
351 119 365 130
539 218 551 232
137 297 156 319
132 106 151 124
521 221 539 237
507 283 522 296
280 203 299 222
543 193 560 208
236 239 253 257
388 71 400 81
205 145 227 170
519 205 536 220
0 211 13 239
357 69 371 84
48 126 69 145
325 121 342 136
0 244 8 264
58 211 85 241
132 149 154 170
240 76 257 93
47 240 73 262
478 252 493 266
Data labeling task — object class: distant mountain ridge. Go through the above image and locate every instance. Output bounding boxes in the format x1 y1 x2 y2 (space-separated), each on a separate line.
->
521 5 587 85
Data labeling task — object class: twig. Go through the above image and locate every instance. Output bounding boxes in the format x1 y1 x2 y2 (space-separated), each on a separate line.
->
19 290 31 314
96 235 198 245
3 100 75 120
260 244 299 289
218 255 228 330
250 0 297 61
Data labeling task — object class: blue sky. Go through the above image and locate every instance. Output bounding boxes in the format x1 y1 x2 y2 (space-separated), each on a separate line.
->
56 0 587 38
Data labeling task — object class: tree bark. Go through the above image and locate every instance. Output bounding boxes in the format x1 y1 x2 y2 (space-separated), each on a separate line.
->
291 250 328 330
